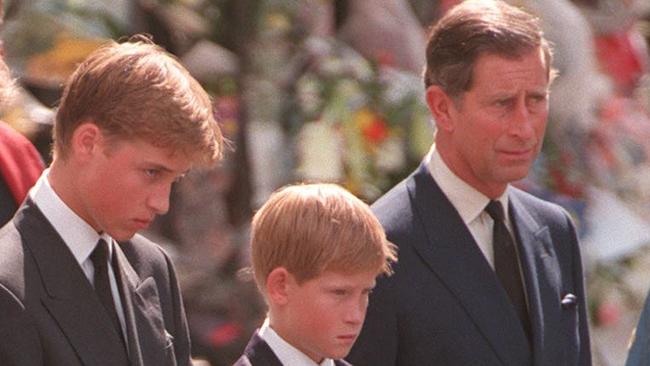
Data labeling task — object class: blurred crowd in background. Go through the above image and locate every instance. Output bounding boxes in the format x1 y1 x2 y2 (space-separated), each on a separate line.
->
0 0 649 365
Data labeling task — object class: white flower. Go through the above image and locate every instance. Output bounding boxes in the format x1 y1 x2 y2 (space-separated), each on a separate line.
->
296 121 344 182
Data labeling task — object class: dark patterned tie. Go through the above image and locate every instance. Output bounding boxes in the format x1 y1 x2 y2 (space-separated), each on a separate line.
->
485 200 531 341
90 239 123 339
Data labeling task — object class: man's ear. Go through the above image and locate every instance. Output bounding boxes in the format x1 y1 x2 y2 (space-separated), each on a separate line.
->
70 121 103 161
266 267 293 306
425 85 457 132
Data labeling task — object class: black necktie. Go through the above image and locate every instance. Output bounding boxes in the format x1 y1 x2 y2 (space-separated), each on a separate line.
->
485 200 531 341
90 239 123 338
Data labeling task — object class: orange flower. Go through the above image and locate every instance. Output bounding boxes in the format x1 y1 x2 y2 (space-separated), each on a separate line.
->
354 108 389 144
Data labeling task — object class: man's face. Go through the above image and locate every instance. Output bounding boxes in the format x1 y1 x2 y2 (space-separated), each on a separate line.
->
281 270 377 363
437 48 550 198
78 138 191 241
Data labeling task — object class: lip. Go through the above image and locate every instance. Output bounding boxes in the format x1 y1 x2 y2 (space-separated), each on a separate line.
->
133 218 152 229
499 148 534 159
337 334 358 343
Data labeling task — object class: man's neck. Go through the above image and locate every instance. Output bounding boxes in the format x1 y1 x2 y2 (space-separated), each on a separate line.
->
435 144 506 199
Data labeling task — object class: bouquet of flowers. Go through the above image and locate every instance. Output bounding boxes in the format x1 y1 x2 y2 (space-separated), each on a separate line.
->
286 37 433 201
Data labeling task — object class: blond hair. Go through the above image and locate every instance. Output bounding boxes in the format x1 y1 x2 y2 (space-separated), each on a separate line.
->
251 183 397 290
54 36 222 165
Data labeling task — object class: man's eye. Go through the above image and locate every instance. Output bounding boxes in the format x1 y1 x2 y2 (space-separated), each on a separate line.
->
496 99 511 107
529 95 547 104
144 169 159 178
332 289 348 296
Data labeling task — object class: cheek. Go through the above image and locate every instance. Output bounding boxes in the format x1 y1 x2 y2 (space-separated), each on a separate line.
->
98 177 145 212
305 299 339 331
534 118 548 138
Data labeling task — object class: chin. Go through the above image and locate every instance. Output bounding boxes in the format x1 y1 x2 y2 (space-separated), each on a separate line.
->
111 230 137 242
501 167 532 183
326 347 352 360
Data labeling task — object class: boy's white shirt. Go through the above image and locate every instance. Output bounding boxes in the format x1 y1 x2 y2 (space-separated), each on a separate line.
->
259 318 335 366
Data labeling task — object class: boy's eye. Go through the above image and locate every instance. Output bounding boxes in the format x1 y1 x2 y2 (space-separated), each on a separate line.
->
144 169 160 178
332 289 348 296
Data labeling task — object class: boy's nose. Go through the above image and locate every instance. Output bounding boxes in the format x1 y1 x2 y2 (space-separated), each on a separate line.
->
345 299 367 325
148 184 171 215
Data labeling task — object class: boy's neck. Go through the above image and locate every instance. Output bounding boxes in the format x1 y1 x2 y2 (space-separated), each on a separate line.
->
262 317 327 365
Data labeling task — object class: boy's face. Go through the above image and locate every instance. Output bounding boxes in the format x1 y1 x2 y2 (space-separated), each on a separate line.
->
280 269 377 363
77 137 191 241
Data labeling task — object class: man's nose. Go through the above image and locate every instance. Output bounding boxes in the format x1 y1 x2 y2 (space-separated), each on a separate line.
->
509 99 535 139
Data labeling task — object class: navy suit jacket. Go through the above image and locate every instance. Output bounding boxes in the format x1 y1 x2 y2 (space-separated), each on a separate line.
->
0 199 191 366
234 331 352 366
626 288 650 366
347 164 591 366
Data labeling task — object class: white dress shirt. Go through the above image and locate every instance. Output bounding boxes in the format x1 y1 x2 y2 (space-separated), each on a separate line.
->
425 146 513 269
259 318 335 366
29 169 128 343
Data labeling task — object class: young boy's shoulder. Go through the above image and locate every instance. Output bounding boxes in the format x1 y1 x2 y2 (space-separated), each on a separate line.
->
233 331 281 366
233 330 354 366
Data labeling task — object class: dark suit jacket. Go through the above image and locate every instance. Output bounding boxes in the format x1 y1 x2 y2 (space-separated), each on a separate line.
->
347 163 591 366
0 199 191 366
626 288 650 366
234 331 352 366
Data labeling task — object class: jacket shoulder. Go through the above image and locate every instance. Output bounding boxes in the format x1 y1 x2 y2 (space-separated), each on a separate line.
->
371 175 416 236
0 222 28 301
510 188 574 228
119 234 174 272
232 355 253 366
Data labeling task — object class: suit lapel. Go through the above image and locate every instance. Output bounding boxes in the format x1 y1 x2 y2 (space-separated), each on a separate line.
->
509 191 562 366
113 244 173 366
244 332 283 366
407 164 531 365
113 245 144 366
15 200 129 366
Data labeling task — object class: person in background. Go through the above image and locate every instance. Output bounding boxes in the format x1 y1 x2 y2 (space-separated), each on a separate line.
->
0 37 223 366
0 0 44 226
234 183 396 366
347 1 591 365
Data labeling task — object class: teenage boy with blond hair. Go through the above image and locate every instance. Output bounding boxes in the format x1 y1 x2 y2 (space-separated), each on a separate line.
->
234 183 397 366
0 38 222 366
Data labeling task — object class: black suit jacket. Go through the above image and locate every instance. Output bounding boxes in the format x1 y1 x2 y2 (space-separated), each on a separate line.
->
234 331 352 366
347 163 591 366
0 199 191 366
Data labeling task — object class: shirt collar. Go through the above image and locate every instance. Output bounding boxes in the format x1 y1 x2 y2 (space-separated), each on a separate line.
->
425 145 509 224
29 169 114 266
259 318 335 366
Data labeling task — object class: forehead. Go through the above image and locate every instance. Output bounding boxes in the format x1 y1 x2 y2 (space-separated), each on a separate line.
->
312 270 378 286
107 138 192 171
469 48 548 93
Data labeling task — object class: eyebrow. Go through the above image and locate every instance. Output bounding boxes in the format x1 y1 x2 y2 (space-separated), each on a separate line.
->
142 162 189 176
527 89 549 97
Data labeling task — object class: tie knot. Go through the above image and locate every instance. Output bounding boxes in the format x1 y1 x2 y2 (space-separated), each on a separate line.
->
90 239 110 269
485 200 505 222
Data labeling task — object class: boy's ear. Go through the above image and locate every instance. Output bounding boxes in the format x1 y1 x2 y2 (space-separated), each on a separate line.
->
266 267 293 306
425 85 457 133
70 121 103 161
